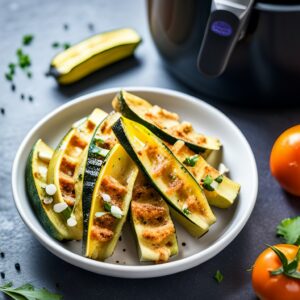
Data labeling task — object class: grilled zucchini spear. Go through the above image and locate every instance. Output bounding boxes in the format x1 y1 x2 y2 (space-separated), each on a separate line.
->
113 117 216 238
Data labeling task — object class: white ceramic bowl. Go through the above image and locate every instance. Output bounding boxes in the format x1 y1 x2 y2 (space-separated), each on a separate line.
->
12 87 258 278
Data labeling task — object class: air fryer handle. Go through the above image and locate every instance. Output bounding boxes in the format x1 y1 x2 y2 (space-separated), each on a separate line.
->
197 10 241 77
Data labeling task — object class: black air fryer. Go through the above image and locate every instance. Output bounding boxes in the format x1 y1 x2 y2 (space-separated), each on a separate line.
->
147 0 300 103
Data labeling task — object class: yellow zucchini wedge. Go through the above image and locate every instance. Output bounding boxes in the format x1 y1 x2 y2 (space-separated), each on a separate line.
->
26 139 72 240
47 108 107 240
112 90 221 157
113 117 216 238
48 28 142 84
131 172 178 263
85 144 138 260
170 141 240 208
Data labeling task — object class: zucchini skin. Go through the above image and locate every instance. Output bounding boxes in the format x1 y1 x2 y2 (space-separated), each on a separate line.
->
113 118 215 237
116 91 209 154
25 140 63 241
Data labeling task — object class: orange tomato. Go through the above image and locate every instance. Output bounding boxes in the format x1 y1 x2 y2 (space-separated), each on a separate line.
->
252 244 300 300
270 125 300 196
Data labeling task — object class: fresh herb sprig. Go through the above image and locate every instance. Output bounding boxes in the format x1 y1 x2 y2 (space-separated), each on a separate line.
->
214 270 224 283
0 282 62 300
183 155 198 167
277 216 300 245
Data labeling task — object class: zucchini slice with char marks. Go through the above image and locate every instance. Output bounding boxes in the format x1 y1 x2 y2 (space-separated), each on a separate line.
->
170 141 240 208
26 139 69 240
131 172 178 263
85 144 138 260
113 117 216 238
82 112 120 246
47 108 107 240
112 90 221 156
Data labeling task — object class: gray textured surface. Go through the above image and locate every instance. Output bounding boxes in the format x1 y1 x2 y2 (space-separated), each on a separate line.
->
1 0 300 299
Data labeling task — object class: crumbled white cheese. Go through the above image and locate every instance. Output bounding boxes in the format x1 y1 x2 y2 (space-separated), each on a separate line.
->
53 202 68 213
110 205 123 219
101 193 111 202
38 151 52 163
38 166 48 178
43 197 53 204
67 216 77 227
45 184 57 196
95 212 107 218
218 163 229 174
210 181 219 190
99 148 109 157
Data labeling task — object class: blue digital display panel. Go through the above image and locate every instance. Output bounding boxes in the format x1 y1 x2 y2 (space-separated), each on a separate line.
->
211 21 233 37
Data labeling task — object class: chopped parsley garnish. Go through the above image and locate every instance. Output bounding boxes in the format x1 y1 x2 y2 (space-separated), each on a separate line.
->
27 71 32 78
94 137 105 144
22 34 34 45
63 43 71 50
202 175 214 191
277 216 300 245
214 270 224 283
5 73 13 81
104 202 112 212
183 208 190 215
183 155 199 167
215 175 223 184
78 174 83 181
16 48 31 69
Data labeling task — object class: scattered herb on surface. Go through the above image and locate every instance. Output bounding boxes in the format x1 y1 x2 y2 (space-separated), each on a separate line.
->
0 252 4 258
22 34 34 46
215 175 223 183
20 94 25 100
27 71 32 78
5 73 13 81
202 175 214 191
1 108 5 115
214 270 224 283
0 273 4 279
183 155 199 167
11 84 16 92
63 24 69 30
17 48 31 69
0 282 62 300
28 95 33 102
277 216 300 245
63 43 70 50
183 208 190 216
104 202 112 212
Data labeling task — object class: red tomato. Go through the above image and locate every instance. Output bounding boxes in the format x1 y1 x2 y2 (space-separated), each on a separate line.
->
252 244 300 300
270 125 300 196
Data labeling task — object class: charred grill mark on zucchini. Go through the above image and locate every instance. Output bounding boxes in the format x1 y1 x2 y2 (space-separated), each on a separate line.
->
112 90 221 156
113 117 216 238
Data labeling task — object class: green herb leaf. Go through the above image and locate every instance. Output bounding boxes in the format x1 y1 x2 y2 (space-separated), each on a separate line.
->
9 63 16 71
94 137 105 145
183 155 198 167
78 174 83 181
277 216 300 245
183 208 190 215
5 73 13 81
63 43 70 50
214 270 224 283
215 175 223 184
104 202 111 212
22 35 34 46
0 282 62 300
202 175 214 191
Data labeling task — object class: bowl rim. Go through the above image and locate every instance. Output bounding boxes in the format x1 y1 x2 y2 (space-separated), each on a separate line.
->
12 86 258 278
